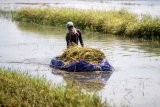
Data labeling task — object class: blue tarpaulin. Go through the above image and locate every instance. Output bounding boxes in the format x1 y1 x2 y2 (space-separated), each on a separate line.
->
50 57 113 72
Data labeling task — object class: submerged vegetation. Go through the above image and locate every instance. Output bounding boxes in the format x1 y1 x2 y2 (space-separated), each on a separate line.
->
14 8 160 40
0 68 108 107
59 46 105 65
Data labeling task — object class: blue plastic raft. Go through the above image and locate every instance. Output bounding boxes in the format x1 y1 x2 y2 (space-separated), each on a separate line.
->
50 57 113 72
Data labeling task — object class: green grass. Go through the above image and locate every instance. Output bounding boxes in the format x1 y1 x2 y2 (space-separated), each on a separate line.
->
13 8 160 40
0 68 108 107
125 16 160 40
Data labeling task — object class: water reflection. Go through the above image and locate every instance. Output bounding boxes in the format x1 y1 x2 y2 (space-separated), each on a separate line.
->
52 68 112 92
16 22 66 37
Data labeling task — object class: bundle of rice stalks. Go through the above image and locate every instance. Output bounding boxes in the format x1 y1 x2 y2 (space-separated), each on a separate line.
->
59 46 105 65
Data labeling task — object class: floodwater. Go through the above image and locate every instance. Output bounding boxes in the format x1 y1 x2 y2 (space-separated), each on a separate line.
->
0 13 160 107
0 0 160 17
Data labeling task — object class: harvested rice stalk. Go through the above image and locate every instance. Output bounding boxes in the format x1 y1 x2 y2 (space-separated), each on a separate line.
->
59 46 105 65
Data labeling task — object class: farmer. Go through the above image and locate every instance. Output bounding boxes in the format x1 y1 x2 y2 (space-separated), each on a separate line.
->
66 22 84 48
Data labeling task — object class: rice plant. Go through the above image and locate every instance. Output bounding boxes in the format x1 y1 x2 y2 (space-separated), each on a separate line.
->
0 68 109 107
58 45 105 65
14 8 160 40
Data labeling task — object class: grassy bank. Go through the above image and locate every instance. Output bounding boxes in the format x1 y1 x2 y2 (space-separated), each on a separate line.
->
0 68 108 107
14 8 160 40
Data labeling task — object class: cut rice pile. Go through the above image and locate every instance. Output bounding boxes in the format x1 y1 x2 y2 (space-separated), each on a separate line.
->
58 46 105 65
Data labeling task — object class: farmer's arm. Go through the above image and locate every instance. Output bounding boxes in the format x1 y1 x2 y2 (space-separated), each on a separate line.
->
66 33 70 48
77 30 84 47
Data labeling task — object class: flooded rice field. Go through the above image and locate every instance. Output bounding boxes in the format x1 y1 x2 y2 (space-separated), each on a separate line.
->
0 0 160 17
0 12 160 106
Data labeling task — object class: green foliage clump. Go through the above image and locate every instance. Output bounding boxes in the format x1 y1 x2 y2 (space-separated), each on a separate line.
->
14 8 160 40
13 8 137 32
0 68 108 107
59 46 105 65
125 16 160 40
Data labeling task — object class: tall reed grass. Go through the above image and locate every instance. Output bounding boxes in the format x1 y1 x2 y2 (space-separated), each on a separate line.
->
0 68 108 107
14 8 160 40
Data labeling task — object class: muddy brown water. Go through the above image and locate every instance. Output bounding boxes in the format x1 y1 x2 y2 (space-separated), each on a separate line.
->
0 14 160 106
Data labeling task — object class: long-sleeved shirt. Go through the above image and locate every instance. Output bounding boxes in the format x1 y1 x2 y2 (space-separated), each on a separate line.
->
66 29 84 48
